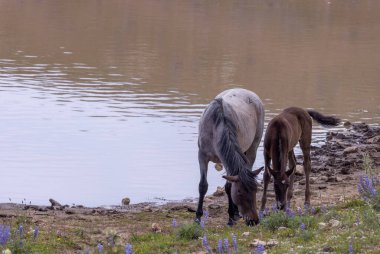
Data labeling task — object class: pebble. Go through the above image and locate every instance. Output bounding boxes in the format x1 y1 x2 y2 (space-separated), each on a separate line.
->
122 197 130 206
329 219 341 228
151 223 162 233
295 165 304 176
213 186 225 197
242 232 250 237
318 222 327 229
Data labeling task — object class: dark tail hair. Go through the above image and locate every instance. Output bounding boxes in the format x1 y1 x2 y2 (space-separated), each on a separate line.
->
307 110 341 127
210 98 257 189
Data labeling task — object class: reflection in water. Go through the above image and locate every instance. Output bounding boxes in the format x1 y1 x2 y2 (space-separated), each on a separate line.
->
0 1 379 206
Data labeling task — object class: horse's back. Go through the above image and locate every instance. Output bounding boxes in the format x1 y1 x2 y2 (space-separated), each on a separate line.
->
216 88 264 151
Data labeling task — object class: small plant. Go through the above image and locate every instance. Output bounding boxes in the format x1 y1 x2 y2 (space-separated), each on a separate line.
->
176 223 202 240
255 243 265 254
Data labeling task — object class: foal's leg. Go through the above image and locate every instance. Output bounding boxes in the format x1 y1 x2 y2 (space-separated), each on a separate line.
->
195 151 209 223
286 150 297 204
300 136 312 206
260 151 271 211
225 182 239 226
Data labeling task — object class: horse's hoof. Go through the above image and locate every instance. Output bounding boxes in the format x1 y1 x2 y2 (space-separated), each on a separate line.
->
227 218 236 226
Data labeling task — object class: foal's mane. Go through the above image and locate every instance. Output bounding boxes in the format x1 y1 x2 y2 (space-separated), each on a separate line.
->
209 98 258 190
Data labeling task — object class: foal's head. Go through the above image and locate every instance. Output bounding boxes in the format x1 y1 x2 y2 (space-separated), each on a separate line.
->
223 167 263 226
269 167 293 210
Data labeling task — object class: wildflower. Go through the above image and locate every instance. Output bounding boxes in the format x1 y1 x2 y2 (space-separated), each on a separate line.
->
172 219 177 228
264 207 269 215
297 207 302 215
224 238 230 254
200 220 205 229
97 243 104 253
311 207 316 214
0 225 11 245
33 226 39 241
285 207 294 218
256 243 265 254
203 234 212 254
204 210 209 223
259 210 264 220
349 241 353 254
217 239 224 254
125 243 133 254
232 234 238 252
304 203 310 213
19 225 23 238
271 203 278 212
300 223 306 231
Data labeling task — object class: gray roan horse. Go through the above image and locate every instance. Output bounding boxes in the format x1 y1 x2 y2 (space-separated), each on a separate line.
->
196 88 265 226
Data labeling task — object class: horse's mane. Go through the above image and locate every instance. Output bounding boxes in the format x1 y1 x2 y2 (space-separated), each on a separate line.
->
210 98 258 191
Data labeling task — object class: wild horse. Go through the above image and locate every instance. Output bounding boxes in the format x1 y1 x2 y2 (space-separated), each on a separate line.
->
196 88 264 226
260 107 340 211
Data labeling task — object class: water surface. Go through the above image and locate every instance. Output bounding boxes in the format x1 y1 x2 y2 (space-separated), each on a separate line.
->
0 1 379 206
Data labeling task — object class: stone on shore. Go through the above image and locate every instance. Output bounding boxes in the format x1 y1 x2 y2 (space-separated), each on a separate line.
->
122 197 130 206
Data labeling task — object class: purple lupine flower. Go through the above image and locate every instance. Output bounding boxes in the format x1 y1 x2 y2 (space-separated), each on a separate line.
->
200 220 205 229
349 241 353 254
84 248 90 254
19 225 23 238
232 234 238 252
203 234 212 253
285 207 294 218
224 238 230 254
297 207 302 215
256 243 265 254
204 210 209 223
172 219 177 228
0 225 11 245
217 239 224 254
271 203 278 213
264 207 269 216
304 203 310 213
125 243 133 254
33 226 39 241
300 223 306 231
97 243 104 253
259 210 264 220
311 207 316 214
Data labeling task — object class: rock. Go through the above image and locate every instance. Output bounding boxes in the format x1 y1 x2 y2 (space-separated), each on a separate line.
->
215 163 223 171
151 223 161 233
343 121 352 129
318 222 327 229
340 167 351 175
367 135 380 144
65 209 75 215
343 146 359 155
295 165 304 176
213 186 225 197
278 227 288 231
329 219 341 228
319 176 329 182
266 239 278 247
318 185 327 190
299 179 306 185
143 206 152 212
122 197 130 206
242 232 250 237
250 239 266 247
208 203 221 209
49 198 62 207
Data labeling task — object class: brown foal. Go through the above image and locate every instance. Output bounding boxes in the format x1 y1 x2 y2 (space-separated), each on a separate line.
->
260 107 340 210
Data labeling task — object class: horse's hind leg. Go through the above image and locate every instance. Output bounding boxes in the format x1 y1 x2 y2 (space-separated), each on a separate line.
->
195 151 209 223
286 150 297 204
300 134 312 206
225 182 239 226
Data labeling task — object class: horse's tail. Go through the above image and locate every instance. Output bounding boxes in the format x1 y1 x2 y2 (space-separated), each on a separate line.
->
307 110 341 127
210 98 256 187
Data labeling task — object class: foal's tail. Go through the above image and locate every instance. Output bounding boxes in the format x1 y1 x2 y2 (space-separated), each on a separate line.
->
307 110 341 127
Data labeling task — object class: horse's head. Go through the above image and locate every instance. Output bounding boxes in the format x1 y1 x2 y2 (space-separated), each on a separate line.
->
223 166 263 226
268 166 293 210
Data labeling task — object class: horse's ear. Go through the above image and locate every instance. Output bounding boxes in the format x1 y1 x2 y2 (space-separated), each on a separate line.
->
285 169 294 177
223 175 239 183
252 166 264 177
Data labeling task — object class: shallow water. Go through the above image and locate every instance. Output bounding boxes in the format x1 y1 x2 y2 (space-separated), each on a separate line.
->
0 1 379 206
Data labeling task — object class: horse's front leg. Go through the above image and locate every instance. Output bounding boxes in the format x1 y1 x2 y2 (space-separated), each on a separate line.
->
260 152 271 212
195 151 209 223
225 182 239 226
286 150 297 204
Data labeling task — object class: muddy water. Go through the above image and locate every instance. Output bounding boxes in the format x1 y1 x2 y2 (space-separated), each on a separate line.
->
0 1 379 206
